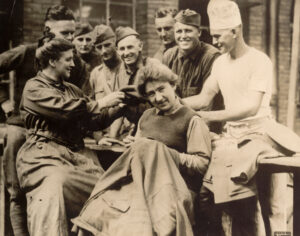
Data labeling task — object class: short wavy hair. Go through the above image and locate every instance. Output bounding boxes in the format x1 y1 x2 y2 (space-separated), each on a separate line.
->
44 5 75 22
155 7 178 18
36 34 74 69
137 61 178 97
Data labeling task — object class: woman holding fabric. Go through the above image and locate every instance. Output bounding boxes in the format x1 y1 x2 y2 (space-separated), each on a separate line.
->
72 62 211 236
16 36 123 236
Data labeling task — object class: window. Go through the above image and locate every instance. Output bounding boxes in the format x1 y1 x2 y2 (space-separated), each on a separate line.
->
63 0 136 29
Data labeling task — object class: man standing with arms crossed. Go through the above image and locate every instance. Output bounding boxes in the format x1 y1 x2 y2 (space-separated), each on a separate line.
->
184 1 291 235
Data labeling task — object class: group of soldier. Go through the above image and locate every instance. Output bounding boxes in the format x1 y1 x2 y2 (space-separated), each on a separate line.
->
0 0 299 236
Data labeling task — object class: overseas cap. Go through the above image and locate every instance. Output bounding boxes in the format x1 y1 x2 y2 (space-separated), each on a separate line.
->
74 22 93 38
115 26 140 45
174 9 201 27
93 24 115 45
208 0 242 30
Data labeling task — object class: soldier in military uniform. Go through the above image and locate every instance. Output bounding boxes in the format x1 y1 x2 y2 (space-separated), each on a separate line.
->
73 22 102 72
89 25 126 145
153 7 178 61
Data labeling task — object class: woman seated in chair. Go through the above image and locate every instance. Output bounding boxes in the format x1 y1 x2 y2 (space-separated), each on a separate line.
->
16 35 123 236
72 62 212 236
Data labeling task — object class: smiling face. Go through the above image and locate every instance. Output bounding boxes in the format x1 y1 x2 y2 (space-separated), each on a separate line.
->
145 80 177 114
95 38 116 61
46 20 76 42
52 49 74 79
174 22 200 54
210 28 236 54
155 15 175 47
117 35 142 66
73 33 93 55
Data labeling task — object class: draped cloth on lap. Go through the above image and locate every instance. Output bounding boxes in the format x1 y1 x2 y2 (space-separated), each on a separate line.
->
72 138 195 236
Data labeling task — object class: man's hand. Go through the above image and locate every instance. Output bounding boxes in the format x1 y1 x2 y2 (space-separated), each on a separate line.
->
98 92 125 108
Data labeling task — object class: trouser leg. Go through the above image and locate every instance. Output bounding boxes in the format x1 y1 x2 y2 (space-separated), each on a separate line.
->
3 125 28 236
221 196 265 236
26 168 98 236
258 172 287 236
198 185 224 236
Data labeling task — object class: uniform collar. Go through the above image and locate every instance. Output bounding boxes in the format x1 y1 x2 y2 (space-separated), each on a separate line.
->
163 41 177 53
103 53 121 69
125 54 145 75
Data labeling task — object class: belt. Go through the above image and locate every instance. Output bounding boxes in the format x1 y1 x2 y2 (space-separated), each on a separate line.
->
225 116 271 139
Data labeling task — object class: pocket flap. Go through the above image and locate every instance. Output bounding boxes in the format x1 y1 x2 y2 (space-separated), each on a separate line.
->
102 197 130 213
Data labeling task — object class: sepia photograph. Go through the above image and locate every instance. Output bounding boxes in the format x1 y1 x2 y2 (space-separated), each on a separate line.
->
0 0 299 235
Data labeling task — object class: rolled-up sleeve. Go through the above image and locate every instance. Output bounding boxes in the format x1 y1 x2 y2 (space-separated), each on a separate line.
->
0 45 26 74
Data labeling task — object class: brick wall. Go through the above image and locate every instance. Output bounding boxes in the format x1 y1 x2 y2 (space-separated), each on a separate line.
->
21 0 299 134
136 0 148 55
23 0 61 44
246 0 298 134
22 0 176 56
277 0 293 127
247 1 266 52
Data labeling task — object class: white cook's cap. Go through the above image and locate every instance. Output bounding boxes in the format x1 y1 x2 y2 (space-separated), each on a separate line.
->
208 0 242 30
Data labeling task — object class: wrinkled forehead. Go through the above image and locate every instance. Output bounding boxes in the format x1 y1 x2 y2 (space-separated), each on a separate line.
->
155 15 175 28
74 33 93 40
45 20 76 32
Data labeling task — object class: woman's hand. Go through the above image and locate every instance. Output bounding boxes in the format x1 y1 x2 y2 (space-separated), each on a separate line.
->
122 135 135 147
98 137 125 146
98 92 125 108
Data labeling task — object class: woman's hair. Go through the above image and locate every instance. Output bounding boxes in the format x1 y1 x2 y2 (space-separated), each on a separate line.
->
35 33 74 69
137 61 178 97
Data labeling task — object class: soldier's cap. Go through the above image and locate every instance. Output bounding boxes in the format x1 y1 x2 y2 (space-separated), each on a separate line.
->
115 26 140 45
208 0 242 30
174 9 201 28
74 22 93 38
93 24 115 45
